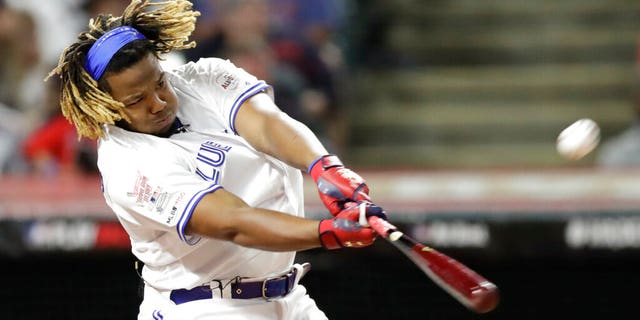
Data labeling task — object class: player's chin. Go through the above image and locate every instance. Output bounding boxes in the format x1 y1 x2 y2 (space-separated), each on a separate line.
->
153 123 174 137
153 114 176 136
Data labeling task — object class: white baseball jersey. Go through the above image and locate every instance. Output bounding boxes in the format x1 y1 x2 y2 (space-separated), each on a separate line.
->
97 58 305 291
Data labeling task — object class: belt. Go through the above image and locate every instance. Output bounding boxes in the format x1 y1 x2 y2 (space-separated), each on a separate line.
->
169 263 309 305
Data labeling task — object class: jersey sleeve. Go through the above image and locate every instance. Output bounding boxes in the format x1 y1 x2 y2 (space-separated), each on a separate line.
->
100 144 219 245
173 57 273 134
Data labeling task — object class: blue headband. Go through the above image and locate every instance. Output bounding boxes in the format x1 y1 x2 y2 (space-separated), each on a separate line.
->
84 26 146 80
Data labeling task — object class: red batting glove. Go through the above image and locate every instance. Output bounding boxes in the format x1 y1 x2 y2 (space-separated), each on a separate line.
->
318 202 386 250
309 155 371 216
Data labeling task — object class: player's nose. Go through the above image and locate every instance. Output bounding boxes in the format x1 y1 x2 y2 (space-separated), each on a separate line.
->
149 93 167 114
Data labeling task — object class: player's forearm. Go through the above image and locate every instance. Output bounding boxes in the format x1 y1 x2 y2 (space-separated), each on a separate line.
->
195 207 321 252
225 208 321 251
187 191 322 251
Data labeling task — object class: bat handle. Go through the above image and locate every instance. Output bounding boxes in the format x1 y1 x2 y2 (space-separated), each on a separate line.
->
367 215 403 240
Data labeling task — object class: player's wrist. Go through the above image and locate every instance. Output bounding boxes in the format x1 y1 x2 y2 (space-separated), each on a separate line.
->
308 154 343 181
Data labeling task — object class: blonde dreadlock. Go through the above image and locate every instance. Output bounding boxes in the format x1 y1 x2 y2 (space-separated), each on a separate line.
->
47 0 200 139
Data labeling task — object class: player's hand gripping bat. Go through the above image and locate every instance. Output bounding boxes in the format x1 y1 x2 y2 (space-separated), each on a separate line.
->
366 214 500 313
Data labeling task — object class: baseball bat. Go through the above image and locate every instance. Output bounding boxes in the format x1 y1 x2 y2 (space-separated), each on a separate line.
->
367 215 499 313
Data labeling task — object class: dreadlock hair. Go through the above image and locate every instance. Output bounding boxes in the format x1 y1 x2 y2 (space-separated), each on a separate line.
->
47 0 200 139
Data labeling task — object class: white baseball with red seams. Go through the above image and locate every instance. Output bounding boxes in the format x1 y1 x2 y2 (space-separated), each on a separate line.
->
556 118 601 160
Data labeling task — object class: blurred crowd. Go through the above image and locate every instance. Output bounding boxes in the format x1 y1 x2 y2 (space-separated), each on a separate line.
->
0 0 353 178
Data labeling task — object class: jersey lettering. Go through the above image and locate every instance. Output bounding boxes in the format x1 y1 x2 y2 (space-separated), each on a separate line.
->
195 141 232 182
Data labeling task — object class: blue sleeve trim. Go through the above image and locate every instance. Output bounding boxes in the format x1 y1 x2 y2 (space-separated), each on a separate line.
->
228 81 270 134
177 184 223 245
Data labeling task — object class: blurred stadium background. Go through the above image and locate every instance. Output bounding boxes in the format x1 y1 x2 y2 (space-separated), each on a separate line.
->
2 0 640 319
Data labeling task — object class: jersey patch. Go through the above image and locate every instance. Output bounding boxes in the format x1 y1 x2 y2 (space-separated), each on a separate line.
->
127 171 170 214
215 71 239 90
166 191 186 224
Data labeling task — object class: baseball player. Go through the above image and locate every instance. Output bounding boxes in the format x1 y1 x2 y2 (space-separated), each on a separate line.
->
47 1 385 319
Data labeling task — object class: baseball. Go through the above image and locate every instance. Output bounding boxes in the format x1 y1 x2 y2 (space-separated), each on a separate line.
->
556 118 600 160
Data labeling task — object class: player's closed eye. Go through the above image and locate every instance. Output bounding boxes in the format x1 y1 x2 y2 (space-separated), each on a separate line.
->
125 96 143 107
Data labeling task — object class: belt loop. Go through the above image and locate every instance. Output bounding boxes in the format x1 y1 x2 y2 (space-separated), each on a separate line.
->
209 280 223 298
292 262 310 288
